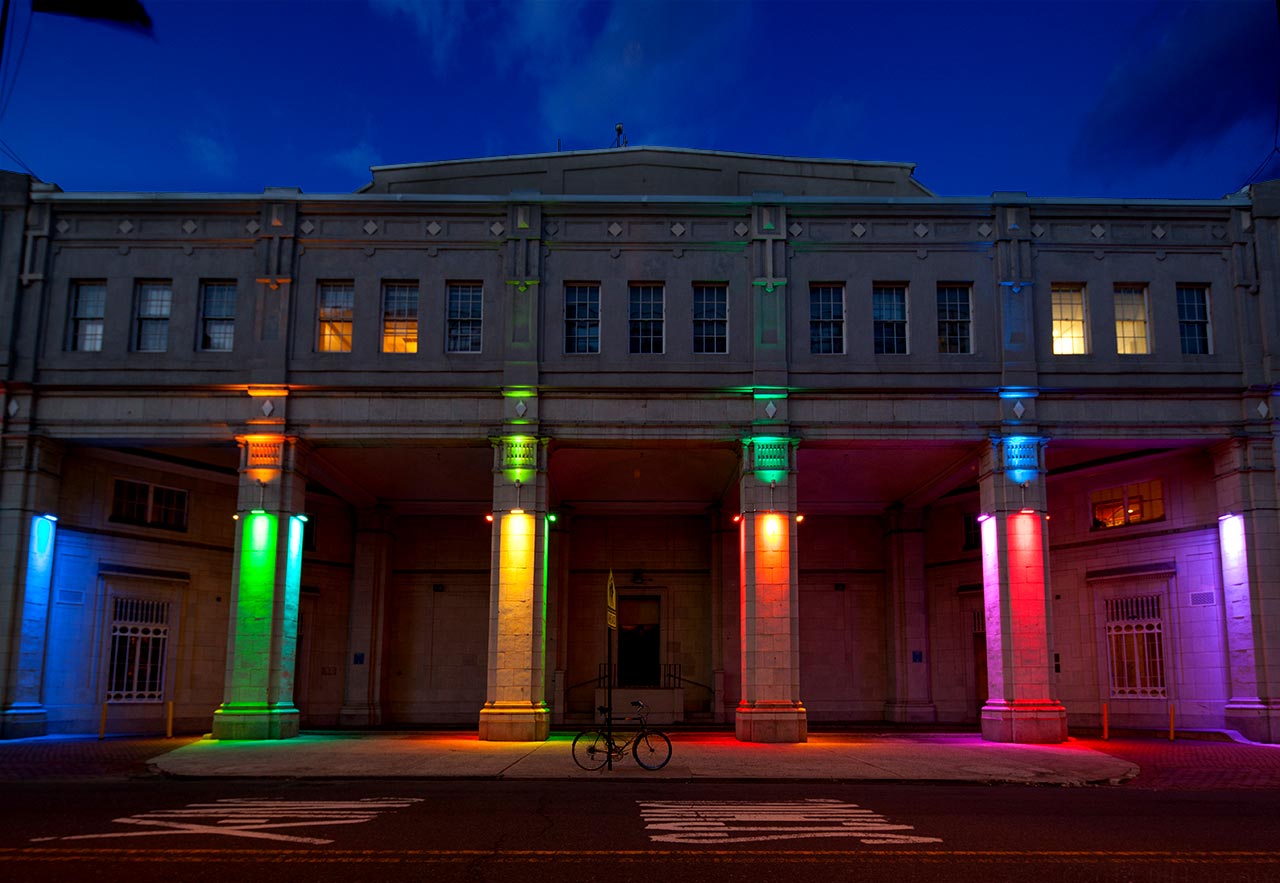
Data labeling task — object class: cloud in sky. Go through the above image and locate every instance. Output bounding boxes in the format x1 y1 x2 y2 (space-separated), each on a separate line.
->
329 140 383 182
183 132 235 179
369 0 470 71
1072 1 1279 181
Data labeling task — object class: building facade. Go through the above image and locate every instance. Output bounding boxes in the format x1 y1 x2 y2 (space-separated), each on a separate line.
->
2 148 1279 744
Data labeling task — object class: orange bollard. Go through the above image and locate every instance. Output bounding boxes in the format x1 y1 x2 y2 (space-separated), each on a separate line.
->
1169 704 1175 741
98 702 108 740
1102 702 1109 740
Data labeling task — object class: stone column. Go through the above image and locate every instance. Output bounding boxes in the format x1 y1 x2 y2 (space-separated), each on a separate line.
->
0 436 62 739
977 436 1067 743
1213 437 1280 743
211 436 307 740
736 438 806 742
883 506 936 723
339 505 393 727
478 435 550 741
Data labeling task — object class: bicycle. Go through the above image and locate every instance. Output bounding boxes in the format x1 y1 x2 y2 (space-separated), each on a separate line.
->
572 699 673 771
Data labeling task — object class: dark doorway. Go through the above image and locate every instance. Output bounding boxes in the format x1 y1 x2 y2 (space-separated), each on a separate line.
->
617 595 660 687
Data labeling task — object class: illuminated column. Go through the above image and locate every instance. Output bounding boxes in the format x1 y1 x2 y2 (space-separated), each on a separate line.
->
736 437 807 743
478 435 550 741
1213 438 1280 743
884 507 936 723
211 436 306 740
977 436 1067 743
340 505 392 726
0 437 62 739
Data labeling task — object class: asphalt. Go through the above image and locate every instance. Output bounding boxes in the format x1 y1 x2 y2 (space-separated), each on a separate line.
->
5 728 1280 787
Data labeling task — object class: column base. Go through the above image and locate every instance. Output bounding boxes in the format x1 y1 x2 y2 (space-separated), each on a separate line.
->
0 703 47 739
478 702 550 742
981 700 1067 743
735 702 808 743
211 704 300 740
883 701 938 724
1225 700 1280 744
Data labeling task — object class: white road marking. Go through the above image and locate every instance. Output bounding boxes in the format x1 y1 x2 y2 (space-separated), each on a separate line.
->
639 799 943 845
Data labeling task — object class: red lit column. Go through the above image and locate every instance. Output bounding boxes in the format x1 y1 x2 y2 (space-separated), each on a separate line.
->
1213 437 1280 743
977 437 1067 743
736 439 806 743
884 506 936 723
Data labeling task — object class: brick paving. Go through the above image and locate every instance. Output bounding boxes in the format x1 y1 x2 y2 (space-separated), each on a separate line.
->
0 735 200 781
1070 734 1280 790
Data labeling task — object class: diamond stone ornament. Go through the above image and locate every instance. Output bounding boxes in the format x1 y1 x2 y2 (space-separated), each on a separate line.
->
261 400 275 418
764 401 778 419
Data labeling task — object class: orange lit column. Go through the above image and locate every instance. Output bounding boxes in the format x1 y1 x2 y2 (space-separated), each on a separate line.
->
211 436 307 740
884 507 936 723
736 439 806 743
1213 437 1280 743
977 437 1067 743
478 436 550 741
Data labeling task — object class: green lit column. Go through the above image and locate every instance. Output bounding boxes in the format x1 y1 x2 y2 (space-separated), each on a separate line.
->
212 436 306 740
479 434 550 741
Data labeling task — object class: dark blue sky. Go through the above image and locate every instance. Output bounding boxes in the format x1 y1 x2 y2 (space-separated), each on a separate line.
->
2 0 1277 197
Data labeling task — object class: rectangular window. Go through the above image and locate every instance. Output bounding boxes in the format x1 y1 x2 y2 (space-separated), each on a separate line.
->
110 479 189 532
1090 479 1164 530
69 281 106 352
381 281 419 353
133 281 172 352
1104 594 1166 699
809 284 845 354
1051 284 1087 354
446 282 483 353
693 283 728 354
628 283 664 354
962 512 981 551
199 281 237 352
317 281 354 353
564 283 600 354
937 284 972 354
106 596 170 703
1177 285 1211 354
872 284 908 354
1114 284 1149 355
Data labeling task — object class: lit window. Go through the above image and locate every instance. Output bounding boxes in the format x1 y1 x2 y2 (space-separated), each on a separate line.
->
564 283 600 354
1051 284 1087 354
106 596 171 703
1177 285 1211 354
1114 284 1149 355
317 281 354 353
1104 594 1166 699
1090 480 1164 530
629 283 664 354
69 280 106 352
446 282 483 353
199 281 237 352
693 283 728 354
872 284 907 354
809 284 844 354
110 478 189 532
133 281 172 352
381 281 419 353
937 284 972 354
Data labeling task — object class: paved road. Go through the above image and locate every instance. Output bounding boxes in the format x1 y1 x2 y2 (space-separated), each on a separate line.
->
1 778 1277 882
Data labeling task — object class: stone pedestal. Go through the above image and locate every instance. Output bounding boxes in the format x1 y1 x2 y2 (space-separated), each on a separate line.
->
735 703 808 743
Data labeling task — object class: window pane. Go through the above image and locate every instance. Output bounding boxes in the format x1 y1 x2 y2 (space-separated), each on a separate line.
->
134 282 171 352
1114 285 1149 355
1051 284 1087 354
1176 286 1210 355
318 282 354 353
201 282 236 351
809 285 844 354
872 284 907 354
628 284 664 354
71 282 106 352
937 284 972 354
564 284 600 354
693 284 727 354
447 283 483 353
382 282 419 353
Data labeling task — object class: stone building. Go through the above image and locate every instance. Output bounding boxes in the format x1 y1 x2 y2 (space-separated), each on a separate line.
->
2 147 1279 745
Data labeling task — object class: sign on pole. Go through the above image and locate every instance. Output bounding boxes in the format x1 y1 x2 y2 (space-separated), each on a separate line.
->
606 569 617 630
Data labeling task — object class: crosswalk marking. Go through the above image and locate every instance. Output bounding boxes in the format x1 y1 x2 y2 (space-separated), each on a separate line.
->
639 799 942 845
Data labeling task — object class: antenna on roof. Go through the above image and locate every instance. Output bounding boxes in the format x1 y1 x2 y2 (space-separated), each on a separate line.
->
612 123 627 148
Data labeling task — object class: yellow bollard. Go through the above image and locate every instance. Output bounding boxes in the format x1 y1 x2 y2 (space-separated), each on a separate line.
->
98 702 108 740
1102 702 1109 740
1169 704 1175 741
166 701 174 739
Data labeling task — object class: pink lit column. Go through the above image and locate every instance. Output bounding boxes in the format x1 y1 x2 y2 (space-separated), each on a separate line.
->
1213 438 1280 743
736 440 807 743
977 437 1067 743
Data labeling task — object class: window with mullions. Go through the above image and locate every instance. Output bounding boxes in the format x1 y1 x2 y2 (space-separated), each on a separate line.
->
317 281 354 353
110 479 189 532
1177 285 1211 354
1104 594 1166 699
693 284 728 354
628 283 664 354
872 284 908 354
1051 284 1088 354
937 284 972 354
106 596 171 703
446 282 483 353
199 281 237 352
564 283 600 354
809 284 845 354
69 280 106 352
381 281 419 353
1114 284 1150 355
133 281 172 352
1090 480 1164 530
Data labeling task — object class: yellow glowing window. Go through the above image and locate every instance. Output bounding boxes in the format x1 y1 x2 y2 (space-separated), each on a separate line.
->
318 282 354 353
1114 284 1149 355
1051 284 1087 354
1090 480 1164 529
381 281 418 353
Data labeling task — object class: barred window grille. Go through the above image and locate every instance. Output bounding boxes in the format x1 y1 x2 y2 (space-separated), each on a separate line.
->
1003 438 1039 473
107 597 170 703
503 438 537 470
752 441 789 472
1105 594 1166 698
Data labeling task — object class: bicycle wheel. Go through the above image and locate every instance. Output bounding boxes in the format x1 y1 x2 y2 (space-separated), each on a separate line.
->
631 729 672 770
572 730 610 770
